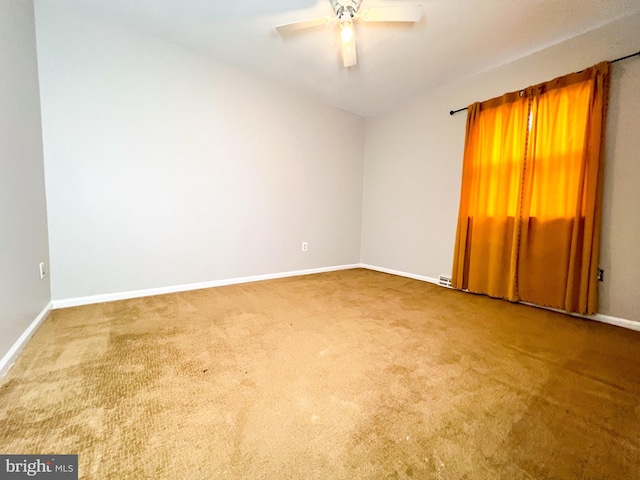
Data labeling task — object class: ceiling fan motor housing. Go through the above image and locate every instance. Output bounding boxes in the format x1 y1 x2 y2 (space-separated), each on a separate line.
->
331 0 362 17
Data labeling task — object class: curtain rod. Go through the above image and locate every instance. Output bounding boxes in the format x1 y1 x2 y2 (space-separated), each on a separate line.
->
449 50 640 116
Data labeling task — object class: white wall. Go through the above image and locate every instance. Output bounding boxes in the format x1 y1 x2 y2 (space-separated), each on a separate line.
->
35 4 364 301
362 12 640 323
0 1 51 361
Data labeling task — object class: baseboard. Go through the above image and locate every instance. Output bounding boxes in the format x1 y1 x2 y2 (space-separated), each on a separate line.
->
587 313 640 332
518 304 640 332
52 264 361 309
360 264 640 333
0 302 52 378
359 264 441 286
41 263 640 333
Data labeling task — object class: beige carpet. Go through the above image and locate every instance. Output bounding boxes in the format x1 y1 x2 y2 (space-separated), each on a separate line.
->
1 268 639 479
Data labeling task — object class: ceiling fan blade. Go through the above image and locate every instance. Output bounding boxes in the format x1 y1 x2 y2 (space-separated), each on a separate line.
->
359 5 422 23
341 26 357 68
276 16 335 35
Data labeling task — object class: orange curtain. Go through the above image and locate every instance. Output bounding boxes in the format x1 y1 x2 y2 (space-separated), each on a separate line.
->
452 62 610 314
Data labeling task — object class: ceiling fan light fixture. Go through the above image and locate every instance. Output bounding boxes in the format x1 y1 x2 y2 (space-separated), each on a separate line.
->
341 26 357 67
340 21 354 43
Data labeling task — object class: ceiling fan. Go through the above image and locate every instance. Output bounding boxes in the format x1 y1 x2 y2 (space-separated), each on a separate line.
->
276 0 423 68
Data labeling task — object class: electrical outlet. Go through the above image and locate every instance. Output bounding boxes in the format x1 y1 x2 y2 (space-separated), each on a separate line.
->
301 242 308 252
39 262 46 280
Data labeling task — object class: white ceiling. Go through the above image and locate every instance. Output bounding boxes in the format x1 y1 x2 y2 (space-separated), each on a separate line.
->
65 0 640 117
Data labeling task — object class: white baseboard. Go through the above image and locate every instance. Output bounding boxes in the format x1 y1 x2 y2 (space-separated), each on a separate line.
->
360 264 640 333
360 264 441 286
52 264 361 309
0 302 52 378
586 313 640 332
42 263 640 333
